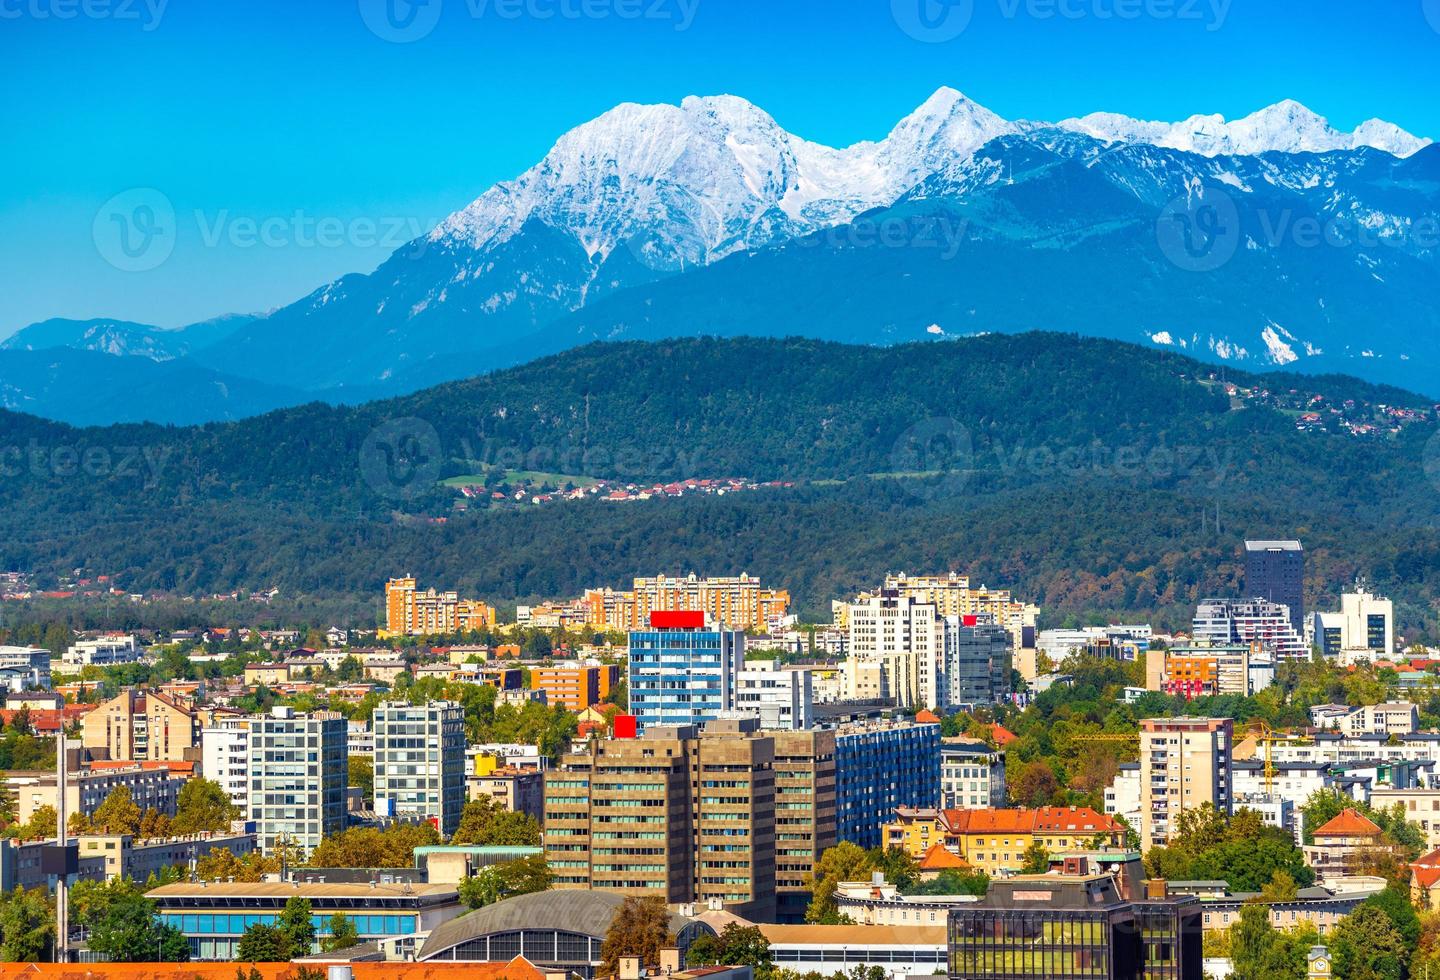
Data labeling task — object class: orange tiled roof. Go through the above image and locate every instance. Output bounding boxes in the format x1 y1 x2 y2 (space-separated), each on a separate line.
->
989 724 1017 746
939 806 1117 835
918 842 970 870
1314 808 1383 838
1414 866 1440 890
1414 847 1440 868
915 709 941 724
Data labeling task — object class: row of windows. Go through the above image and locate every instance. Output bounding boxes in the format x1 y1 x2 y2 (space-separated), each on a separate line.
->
160 913 416 936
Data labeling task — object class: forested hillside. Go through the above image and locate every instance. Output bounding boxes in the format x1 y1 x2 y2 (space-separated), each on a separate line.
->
2 333 1438 634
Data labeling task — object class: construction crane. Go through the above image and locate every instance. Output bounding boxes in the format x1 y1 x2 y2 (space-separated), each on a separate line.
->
1243 721 1313 796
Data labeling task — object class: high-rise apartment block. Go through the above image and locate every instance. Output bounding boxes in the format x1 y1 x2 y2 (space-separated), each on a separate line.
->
859 572 1037 651
846 591 940 709
584 573 790 632
1193 598 1308 661
1244 540 1304 629
201 715 253 813
1138 717 1233 852
835 718 942 849
628 611 743 730
543 717 834 921
383 577 495 637
248 707 348 854
374 701 467 835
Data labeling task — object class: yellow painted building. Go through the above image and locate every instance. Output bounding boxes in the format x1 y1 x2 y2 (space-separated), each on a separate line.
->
883 806 1122 875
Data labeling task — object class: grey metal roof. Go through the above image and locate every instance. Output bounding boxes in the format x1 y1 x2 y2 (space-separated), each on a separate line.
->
418 889 703 960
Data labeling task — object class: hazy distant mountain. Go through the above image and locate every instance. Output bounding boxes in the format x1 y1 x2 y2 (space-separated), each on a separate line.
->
11 88 1438 419
3 313 255 362
0 347 307 426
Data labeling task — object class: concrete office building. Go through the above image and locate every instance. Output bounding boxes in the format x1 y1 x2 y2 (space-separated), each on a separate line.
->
543 717 834 921
1244 539 1304 629
628 611 744 731
773 729 837 921
374 701 466 835
1138 718 1233 852
247 707 347 854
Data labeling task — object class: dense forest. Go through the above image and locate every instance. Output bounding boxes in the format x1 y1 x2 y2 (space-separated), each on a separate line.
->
2 332 1439 635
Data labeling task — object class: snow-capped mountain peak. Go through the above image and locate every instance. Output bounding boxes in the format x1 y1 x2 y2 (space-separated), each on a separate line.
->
1059 100 1430 158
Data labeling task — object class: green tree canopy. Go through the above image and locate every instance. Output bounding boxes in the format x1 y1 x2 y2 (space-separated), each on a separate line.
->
599 896 674 976
171 778 241 835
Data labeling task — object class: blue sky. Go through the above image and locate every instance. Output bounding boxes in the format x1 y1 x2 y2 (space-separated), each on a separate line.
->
2 0 1437 338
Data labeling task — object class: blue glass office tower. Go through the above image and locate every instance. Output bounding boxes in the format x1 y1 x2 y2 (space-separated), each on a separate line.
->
835 719 942 848
628 611 744 731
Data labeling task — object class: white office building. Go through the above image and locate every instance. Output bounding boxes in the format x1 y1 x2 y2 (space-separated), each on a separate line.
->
373 701 466 835
63 634 143 667
940 739 1007 809
1312 589 1395 660
736 664 814 730
0 647 51 691
847 591 940 709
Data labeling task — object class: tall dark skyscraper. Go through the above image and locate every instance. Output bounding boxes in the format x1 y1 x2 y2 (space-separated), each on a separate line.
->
1244 539 1304 629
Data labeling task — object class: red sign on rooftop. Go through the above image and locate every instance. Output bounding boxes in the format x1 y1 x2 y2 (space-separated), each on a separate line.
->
649 610 706 629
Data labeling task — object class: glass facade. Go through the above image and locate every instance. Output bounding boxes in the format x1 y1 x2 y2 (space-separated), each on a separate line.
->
948 898 1200 980
248 711 348 853
950 910 1128 979
160 911 417 961
628 626 743 730
836 723 941 849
